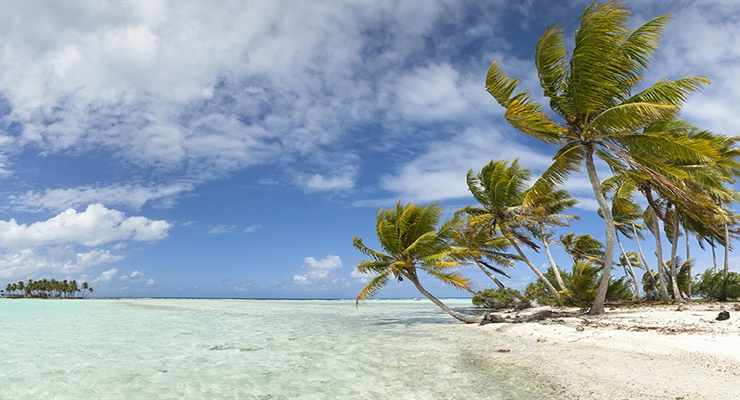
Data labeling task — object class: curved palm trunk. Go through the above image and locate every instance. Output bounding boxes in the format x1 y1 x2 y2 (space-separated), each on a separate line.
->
669 209 686 303
473 259 526 306
540 224 566 291
407 275 481 324
649 206 671 303
616 233 639 299
585 149 614 315
509 239 561 301
633 224 658 296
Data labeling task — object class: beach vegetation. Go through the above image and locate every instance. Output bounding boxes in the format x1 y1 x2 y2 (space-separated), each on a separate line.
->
457 159 563 302
353 201 482 323
525 260 633 309
1 279 93 299
472 287 528 309
484 1 718 314
693 269 740 302
449 215 527 307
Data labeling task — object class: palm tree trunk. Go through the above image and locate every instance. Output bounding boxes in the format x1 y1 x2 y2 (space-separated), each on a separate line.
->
585 148 614 315
669 208 686 303
616 233 639 299
686 226 692 297
724 224 730 278
540 224 566 291
408 276 481 324
649 206 670 303
473 259 525 306
633 223 658 296
509 239 561 301
711 238 718 272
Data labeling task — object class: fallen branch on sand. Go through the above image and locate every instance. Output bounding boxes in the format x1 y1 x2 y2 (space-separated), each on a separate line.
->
479 310 579 326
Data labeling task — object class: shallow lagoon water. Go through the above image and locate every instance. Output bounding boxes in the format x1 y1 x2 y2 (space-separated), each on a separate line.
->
0 298 556 399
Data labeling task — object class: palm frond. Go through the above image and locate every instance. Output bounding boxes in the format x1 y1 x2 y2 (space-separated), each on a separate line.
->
524 142 584 207
356 272 390 306
535 24 568 112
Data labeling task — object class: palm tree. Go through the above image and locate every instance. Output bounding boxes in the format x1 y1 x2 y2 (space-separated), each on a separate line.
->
449 215 526 306
528 188 579 291
457 159 561 301
559 233 605 266
353 201 481 323
485 2 713 313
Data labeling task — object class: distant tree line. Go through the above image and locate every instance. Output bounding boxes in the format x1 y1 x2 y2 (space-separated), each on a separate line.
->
1 279 93 299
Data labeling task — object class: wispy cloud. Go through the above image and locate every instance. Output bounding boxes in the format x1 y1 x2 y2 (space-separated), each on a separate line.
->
11 182 195 212
244 224 262 233
207 225 236 235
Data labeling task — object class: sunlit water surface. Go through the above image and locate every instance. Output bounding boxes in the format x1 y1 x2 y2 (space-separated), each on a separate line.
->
0 299 556 399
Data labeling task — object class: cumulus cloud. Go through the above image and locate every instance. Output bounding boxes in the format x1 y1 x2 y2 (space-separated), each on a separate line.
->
0 204 170 280
0 204 171 248
0 248 122 280
293 254 344 287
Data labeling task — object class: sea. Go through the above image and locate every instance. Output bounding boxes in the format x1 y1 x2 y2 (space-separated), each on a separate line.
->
0 298 559 399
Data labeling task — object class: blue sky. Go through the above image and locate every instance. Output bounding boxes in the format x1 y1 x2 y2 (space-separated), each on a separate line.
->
0 1 739 299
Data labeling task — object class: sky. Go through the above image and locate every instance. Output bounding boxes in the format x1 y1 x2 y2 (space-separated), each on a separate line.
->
0 0 739 299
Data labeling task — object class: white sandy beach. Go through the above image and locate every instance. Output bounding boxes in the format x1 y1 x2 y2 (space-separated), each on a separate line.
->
477 302 740 400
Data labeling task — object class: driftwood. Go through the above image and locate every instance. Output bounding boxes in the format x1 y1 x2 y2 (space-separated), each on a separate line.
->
479 310 578 326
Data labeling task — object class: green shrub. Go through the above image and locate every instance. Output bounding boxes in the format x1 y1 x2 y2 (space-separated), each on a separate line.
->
472 288 527 309
525 261 633 309
693 270 740 301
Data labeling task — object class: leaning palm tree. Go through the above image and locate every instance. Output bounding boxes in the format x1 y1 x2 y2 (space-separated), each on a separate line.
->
449 215 527 307
353 201 481 323
527 188 579 291
457 159 562 301
485 2 713 314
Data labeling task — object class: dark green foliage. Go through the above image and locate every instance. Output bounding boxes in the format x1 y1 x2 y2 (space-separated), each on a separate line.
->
525 261 632 309
693 270 740 301
642 259 692 300
642 271 661 300
472 288 527 309
2 279 93 299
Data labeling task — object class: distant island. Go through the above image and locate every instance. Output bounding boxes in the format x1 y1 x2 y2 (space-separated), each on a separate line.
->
1 279 93 299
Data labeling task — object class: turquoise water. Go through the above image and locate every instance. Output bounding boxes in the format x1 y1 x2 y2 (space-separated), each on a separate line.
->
0 299 555 399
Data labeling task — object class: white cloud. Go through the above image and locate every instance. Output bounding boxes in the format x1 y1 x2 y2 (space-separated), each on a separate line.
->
377 126 554 202
208 225 236 235
11 182 194 212
304 173 355 192
146 278 155 286
0 248 121 281
0 204 169 280
93 268 118 283
0 204 171 248
350 269 373 284
120 270 146 281
244 224 262 233
293 254 344 286
394 63 469 121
